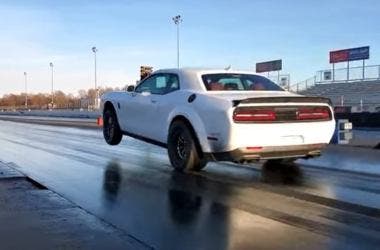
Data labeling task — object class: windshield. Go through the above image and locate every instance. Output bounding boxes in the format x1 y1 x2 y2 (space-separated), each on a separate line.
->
201 73 284 91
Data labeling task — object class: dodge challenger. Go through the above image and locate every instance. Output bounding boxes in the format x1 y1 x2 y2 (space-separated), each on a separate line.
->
101 68 335 171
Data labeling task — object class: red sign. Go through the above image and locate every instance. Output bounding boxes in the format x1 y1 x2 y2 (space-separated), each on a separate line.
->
329 46 369 63
330 50 349 63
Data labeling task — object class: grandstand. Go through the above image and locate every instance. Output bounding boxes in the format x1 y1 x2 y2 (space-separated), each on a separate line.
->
292 65 380 112
300 80 380 112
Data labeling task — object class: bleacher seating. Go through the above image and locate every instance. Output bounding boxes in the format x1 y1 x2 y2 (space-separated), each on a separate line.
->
300 80 380 111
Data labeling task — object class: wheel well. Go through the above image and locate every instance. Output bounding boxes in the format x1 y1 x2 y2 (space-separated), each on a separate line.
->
170 116 204 157
103 101 121 126
104 101 115 113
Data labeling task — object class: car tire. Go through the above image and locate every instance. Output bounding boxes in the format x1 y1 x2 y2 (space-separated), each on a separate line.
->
168 121 207 172
103 107 123 145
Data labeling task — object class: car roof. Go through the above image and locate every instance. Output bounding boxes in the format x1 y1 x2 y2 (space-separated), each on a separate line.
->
154 67 260 76
153 68 265 91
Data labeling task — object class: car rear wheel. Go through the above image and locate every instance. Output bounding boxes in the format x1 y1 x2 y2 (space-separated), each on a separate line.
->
103 107 123 145
168 121 207 172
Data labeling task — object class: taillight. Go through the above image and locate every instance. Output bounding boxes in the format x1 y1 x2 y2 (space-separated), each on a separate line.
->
233 108 276 122
233 106 332 123
296 107 331 121
246 146 263 150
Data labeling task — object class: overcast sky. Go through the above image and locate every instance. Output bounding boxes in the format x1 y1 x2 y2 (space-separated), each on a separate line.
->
1 0 379 96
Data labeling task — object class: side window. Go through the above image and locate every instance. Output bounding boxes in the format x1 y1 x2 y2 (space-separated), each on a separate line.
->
135 74 180 95
154 74 180 95
156 76 167 88
135 76 156 93
165 74 180 93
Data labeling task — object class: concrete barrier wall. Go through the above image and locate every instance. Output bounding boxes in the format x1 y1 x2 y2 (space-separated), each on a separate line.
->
0 110 101 119
336 112 380 128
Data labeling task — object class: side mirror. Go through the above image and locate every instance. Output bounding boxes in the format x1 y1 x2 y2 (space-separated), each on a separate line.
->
127 85 135 92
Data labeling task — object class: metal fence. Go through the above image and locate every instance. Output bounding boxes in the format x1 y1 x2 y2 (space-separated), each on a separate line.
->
316 64 380 83
265 73 291 90
332 100 380 112
289 76 317 93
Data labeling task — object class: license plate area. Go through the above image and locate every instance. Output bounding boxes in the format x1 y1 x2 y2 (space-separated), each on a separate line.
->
281 135 304 145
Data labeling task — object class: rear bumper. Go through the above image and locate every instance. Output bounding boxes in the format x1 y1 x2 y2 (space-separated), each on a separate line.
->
209 143 327 162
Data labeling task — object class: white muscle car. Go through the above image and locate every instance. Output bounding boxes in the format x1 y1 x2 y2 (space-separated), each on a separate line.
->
101 68 335 171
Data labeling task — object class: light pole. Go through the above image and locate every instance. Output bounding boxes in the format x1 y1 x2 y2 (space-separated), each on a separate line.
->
49 62 54 108
24 72 28 109
92 46 98 108
172 15 182 68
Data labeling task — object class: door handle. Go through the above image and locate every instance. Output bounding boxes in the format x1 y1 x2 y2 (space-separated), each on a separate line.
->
151 100 157 104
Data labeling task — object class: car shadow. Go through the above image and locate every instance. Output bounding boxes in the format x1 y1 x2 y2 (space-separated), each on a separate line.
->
260 160 304 185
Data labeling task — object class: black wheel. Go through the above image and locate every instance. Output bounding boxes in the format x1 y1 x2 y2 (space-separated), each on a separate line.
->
103 107 123 145
167 121 207 172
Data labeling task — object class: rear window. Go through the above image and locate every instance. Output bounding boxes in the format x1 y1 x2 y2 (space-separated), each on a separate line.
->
201 73 284 91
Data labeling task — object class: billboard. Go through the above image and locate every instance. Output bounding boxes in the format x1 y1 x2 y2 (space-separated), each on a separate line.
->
256 60 282 73
330 46 369 63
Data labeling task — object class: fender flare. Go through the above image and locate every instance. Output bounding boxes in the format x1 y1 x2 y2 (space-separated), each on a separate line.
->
167 107 211 153
102 94 126 128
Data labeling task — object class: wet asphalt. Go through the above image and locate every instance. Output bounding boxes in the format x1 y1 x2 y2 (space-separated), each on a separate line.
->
0 162 149 250
0 119 380 249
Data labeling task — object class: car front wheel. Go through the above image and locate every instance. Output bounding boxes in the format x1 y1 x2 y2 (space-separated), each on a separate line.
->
167 121 207 172
103 108 123 145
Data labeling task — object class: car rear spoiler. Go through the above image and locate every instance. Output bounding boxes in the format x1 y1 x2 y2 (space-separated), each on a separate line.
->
232 96 332 107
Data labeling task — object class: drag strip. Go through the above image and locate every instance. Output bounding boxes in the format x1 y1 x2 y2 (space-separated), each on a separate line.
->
1 119 380 249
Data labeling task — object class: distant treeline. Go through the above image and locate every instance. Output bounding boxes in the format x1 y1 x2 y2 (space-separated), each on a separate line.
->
0 87 122 109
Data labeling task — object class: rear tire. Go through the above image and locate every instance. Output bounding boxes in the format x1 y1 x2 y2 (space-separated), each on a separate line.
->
103 107 123 145
167 121 207 172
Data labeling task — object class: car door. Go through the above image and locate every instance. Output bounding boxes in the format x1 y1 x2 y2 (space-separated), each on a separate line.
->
122 73 180 142
146 73 180 142
121 75 156 136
